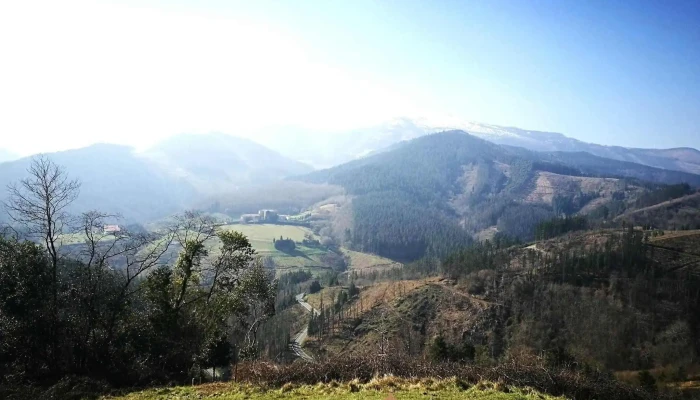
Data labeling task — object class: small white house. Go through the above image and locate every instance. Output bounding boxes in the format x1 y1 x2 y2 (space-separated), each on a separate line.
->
103 225 121 235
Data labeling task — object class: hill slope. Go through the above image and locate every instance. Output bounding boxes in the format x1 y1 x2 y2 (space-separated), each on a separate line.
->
0 144 197 222
0 135 312 222
614 192 700 229
141 133 313 194
289 228 700 397
297 131 700 260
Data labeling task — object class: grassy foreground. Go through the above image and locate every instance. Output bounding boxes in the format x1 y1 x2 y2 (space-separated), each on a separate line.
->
104 378 565 400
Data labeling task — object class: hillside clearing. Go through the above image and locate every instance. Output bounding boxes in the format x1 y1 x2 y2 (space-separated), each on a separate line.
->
650 229 700 242
614 192 700 222
524 171 623 205
342 248 402 272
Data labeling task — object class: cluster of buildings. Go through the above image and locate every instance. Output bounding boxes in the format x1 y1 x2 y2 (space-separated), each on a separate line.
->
240 210 288 224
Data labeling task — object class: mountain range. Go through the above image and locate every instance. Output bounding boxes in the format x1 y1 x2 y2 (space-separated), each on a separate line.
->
0 134 311 222
259 118 700 175
2 124 699 229
294 130 700 260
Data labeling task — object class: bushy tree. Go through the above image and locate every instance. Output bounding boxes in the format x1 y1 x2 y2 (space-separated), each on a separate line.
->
309 280 322 294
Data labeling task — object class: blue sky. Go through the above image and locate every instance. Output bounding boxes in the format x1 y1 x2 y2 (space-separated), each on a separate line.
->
0 0 698 154
228 0 700 148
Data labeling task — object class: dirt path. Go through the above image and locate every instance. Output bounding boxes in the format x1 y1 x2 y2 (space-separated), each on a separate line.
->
290 293 320 362
428 282 501 308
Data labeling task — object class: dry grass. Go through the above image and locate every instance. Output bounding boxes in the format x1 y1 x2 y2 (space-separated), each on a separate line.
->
230 355 662 400
524 171 623 205
103 377 565 399
341 247 403 273
305 279 429 323
306 280 430 317
650 229 700 242
356 279 430 311
306 287 344 310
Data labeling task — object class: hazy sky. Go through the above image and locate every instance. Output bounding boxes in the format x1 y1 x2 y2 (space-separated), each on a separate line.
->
1 0 699 155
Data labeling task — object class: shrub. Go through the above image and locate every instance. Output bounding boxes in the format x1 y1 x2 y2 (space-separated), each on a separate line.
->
309 280 322 294
274 237 296 252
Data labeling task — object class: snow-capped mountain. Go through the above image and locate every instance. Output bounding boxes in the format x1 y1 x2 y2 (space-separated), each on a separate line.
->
440 121 700 175
260 117 700 175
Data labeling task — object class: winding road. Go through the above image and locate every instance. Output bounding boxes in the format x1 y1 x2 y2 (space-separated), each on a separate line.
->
289 293 320 362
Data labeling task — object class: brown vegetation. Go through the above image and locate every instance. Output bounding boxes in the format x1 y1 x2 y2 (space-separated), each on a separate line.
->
235 354 663 400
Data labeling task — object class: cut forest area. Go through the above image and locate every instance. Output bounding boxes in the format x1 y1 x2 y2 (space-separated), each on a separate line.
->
264 225 700 398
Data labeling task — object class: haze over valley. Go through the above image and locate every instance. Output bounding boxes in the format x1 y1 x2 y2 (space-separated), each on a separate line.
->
1 1 700 399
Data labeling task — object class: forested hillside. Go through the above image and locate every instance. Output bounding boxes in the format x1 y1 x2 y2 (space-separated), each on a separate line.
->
297 131 700 261
615 191 700 230
300 132 519 259
0 158 278 397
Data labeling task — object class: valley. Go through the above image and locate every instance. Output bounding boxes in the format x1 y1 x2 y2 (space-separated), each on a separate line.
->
2 130 700 400
4 2 700 398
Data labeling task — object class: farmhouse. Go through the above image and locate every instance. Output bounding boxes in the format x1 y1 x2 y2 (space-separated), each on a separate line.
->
103 225 121 235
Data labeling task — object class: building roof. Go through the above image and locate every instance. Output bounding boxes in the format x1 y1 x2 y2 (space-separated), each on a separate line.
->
104 225 121 233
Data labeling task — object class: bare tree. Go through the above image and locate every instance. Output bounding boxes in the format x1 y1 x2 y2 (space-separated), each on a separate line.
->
3 155 80 366
169 210 217 246
4 155 80 308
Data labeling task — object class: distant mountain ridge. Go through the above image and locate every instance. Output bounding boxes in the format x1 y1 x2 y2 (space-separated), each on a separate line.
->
0 133 312 222
451 121 700 175
260 118 700 175
139 133 313 194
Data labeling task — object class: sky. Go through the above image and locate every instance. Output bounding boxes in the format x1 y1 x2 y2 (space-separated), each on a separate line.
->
1 0 699 156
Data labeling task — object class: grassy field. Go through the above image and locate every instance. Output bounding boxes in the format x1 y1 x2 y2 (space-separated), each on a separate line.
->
221 224 313 251
104 378 564 400
58 232 118 245
220 224 332 275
